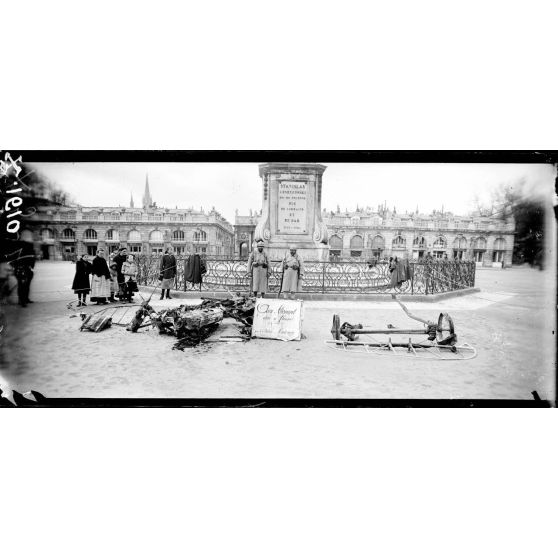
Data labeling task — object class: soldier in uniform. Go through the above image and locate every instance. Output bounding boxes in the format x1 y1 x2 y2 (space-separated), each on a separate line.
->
281 245 304 299
247 240 269 297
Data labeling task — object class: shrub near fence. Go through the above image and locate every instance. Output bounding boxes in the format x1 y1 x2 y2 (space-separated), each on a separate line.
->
137 256 476 295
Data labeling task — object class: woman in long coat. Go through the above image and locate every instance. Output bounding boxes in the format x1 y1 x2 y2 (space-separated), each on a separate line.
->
281 245 304 298
72 254 91 306
159 248 177 299
247 240 269 297
90 249 111 304
390 256 412 288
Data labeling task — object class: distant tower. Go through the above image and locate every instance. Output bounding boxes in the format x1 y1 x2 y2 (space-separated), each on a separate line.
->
142 174 153 209
130 192 134 208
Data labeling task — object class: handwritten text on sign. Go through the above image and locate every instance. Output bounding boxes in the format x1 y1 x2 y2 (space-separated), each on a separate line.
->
251 299 303 341
277 181 307 234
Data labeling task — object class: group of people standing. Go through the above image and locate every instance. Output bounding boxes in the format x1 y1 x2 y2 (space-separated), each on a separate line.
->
72 247 138 306
248 242 418 296
247 242 304 299
71 242 419 306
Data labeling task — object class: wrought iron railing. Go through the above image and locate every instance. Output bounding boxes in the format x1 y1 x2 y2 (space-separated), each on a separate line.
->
136 256 476 295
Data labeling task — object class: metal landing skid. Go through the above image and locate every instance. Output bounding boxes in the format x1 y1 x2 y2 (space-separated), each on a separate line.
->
325 338 477 360
326 296 477 360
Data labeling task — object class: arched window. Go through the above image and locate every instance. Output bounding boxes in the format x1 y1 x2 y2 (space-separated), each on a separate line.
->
106 229 119 242
86 211 99 221
172 230 185 241
20 229 34 242
369 235 385 250
329 235 343 250
193 230 207 242
41 228 55 241
83 228 97 240
413 236 426 248
472 237 487 262
368 234 384 259
329 235 342 260
392 235 406 248
433 236 447 249
128 229 142 242
492 237 506 263
453 236 467 250
472 237 487 250
62 228 75 239
350 235 364 257
149 230 164 243
432 235 447 258
493 237 505 250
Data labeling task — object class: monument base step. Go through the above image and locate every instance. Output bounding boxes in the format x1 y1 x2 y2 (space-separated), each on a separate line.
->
139 287 480 303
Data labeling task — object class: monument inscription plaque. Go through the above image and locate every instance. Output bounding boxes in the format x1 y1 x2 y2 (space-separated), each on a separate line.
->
277 181 308 234
254 163 329 259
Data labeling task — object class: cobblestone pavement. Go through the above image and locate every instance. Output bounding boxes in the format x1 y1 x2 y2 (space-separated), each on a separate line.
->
1 261 555 401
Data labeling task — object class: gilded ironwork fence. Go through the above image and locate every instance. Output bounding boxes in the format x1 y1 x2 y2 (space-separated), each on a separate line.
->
137 256 476 295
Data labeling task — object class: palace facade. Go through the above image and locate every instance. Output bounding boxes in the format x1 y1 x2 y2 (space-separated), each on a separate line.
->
235 206 516 266
21 177 235 260
21 172 516 267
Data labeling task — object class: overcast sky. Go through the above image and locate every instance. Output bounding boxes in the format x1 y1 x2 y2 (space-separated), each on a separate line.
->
29 162 555 223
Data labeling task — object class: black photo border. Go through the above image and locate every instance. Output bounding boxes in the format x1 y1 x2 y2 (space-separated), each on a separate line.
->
1 149 556 408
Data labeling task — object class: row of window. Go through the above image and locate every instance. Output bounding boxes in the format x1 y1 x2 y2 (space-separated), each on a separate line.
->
329 234 506 251
39 228 214 242
329 217 504 230
330 248 507 261
57 212 202 222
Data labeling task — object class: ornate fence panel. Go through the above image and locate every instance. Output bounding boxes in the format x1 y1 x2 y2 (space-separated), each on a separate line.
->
136 256 476 295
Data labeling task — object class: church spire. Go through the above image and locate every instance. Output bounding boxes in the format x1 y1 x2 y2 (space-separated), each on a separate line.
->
142 173 152 209
130 191 134 208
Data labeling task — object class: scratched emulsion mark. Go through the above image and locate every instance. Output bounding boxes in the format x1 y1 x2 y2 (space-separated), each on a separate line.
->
1 151 31 400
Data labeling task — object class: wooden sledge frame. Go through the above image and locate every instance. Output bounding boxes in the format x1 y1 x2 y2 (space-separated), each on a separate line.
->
328 294 477 360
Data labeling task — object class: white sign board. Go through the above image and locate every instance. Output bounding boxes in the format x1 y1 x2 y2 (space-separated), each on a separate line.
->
251 299 303 341
277 181 307 234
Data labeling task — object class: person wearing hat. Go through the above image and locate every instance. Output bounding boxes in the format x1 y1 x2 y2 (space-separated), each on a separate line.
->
247 240 269 297
90 248 111 305
281 245 304 299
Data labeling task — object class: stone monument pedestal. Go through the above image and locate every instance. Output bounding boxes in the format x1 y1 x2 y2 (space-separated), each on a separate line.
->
254 163 329 261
